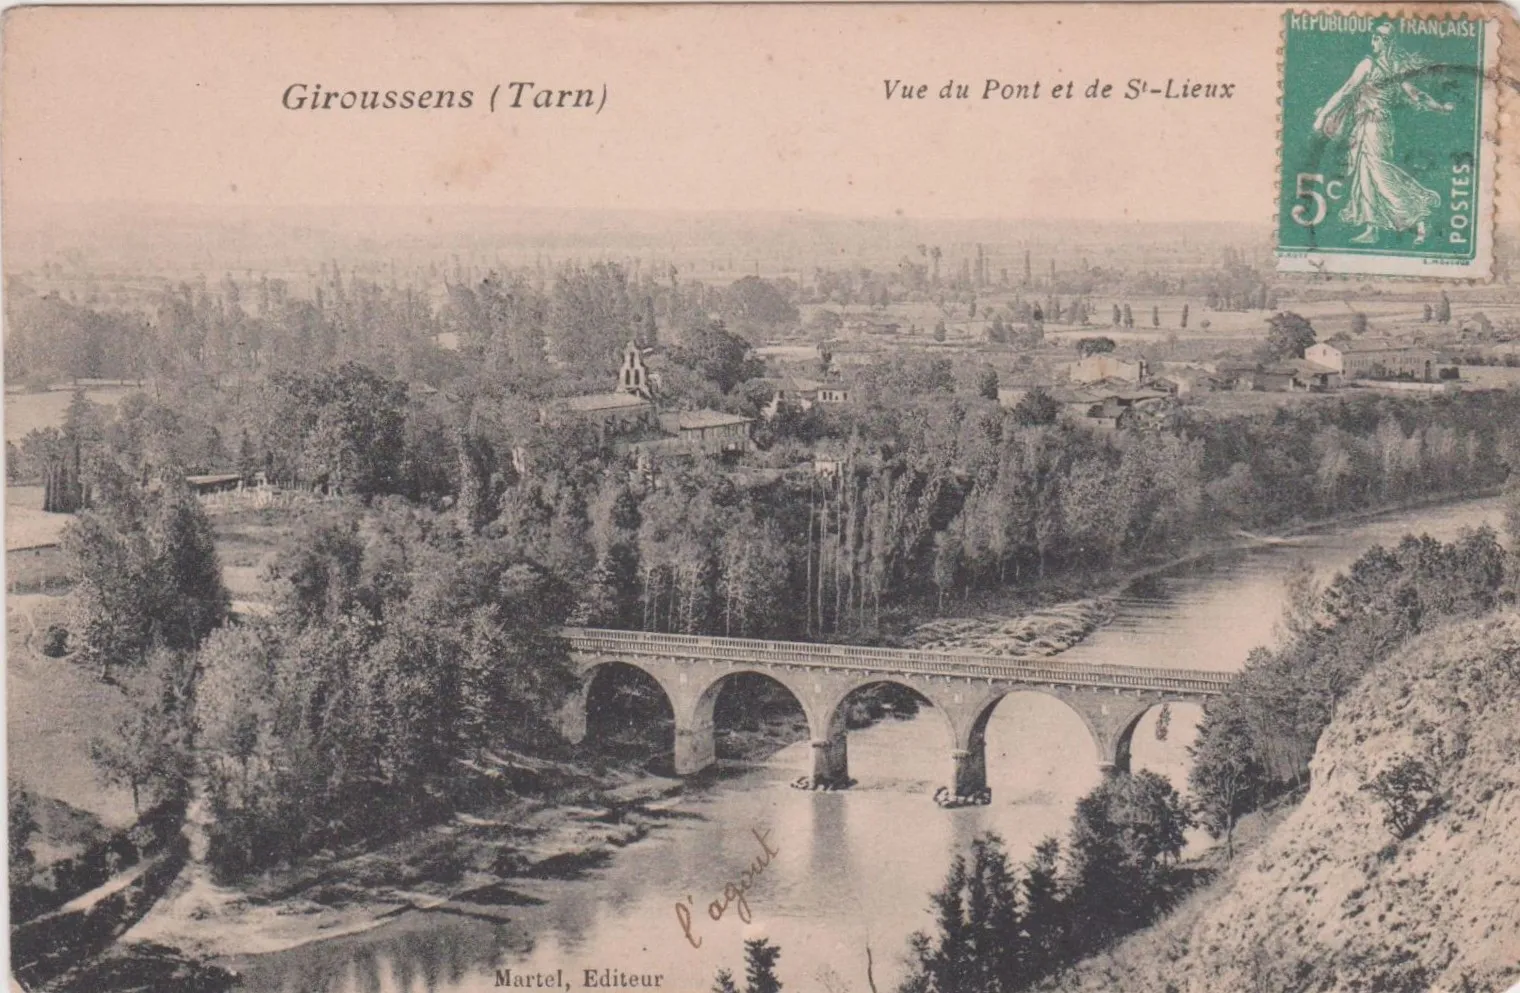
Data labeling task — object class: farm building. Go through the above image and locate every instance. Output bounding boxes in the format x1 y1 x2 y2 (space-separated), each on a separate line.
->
1305 339 1439 381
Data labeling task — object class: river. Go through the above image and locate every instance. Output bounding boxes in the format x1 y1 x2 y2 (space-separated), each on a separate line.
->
225 496 1505 993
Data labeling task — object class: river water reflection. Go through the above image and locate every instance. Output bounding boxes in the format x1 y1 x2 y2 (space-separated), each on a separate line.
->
228 497 1504 993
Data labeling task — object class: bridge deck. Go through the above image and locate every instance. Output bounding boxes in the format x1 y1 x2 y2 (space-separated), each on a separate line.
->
562 627 1232 695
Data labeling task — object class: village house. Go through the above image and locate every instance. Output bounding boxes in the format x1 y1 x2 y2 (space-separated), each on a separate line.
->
539 343 657 442
995 387 1029 409
1211 361 1260 392
655 410 753 455
185 473 245 497
1150 366 1220 396
1046 385 1169 431
1068 354 1148 385
1255 359 1341 392
1305 339 1440 381
759 373 849 417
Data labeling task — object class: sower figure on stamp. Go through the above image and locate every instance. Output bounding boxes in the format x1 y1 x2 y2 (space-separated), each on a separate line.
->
1313 21 1453 245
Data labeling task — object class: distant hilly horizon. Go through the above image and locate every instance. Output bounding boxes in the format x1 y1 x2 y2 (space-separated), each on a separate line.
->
3 201 1276 280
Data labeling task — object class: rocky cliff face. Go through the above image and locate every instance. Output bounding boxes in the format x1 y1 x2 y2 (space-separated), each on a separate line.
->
1052 610 1520 993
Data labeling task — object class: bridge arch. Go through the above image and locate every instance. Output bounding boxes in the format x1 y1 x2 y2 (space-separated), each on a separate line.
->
1105 698 1207 776
688 668 821 774
566 660 682 766
953 690 1208 794
817 678 953 787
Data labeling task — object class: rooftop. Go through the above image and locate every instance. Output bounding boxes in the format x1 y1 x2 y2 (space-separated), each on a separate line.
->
1321 338 1429 354
185 473 243 487
661 410 753 430
561 392 652 413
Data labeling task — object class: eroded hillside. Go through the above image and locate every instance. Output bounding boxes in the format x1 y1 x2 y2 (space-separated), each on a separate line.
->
1051 610 1520 993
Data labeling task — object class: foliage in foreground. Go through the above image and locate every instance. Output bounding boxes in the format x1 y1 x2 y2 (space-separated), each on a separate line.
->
1188 524 1512 851
895 772 1193 993
713 938 783 993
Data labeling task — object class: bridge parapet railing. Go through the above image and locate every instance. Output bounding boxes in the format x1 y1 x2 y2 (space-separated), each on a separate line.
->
561 627 1232 695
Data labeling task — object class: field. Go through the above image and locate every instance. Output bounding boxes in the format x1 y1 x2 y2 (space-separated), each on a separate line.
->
209 506 301 603
7 593 137 830
4 386 136 444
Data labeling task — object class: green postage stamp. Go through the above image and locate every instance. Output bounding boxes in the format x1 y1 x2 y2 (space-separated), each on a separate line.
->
1277 11 1499 278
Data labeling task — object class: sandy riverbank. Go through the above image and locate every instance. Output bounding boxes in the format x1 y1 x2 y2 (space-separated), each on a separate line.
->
124 771 684 960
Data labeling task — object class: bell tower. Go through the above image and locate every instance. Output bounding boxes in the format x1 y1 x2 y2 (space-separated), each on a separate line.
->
618 341 652 399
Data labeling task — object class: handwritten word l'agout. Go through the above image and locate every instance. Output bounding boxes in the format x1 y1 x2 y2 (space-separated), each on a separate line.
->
674 828 780 949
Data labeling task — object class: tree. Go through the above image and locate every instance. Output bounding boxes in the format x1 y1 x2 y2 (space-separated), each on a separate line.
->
1504 475 1520 555
1065 770 1192 940
712 970 740 993
1361 756 1439 839
63 477 228 681
262 363 408 495
743 937 783 993
1020 837 1065 980
1076 336 1116 358
932 529 960 613
722 276 800 331
1111 304 1121 327
90 647 199 811
1436 291 1452 324
1423 302 1434 322
9 785 38 890
1350 312 1369 335
1180 303 1189 329
671 319 763 394
548 261 638 370
1012 387 1060 427
975 367 999 401
1265 311 1316 360
1122 304 1134 329
903 833 1025 993
1187 702 1263 860
1151 305 1160 328
934 321 948 343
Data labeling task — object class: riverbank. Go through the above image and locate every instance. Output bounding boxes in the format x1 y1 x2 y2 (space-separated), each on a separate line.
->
891 486 1503 658
102 488 1511 971
125 768 686 960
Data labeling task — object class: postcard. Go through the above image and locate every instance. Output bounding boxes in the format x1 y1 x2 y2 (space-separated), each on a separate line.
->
4 4 1520 993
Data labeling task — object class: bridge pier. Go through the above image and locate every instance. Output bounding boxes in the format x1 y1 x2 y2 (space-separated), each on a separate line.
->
950 746 987 797
674 720 716 776
810 732 849 787
557 687 589 745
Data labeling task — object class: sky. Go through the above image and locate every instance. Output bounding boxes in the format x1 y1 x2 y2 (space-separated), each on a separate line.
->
2 3 1290 227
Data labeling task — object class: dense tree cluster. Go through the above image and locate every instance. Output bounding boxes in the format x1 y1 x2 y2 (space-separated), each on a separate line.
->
4 262 803 392
196 504 578 877
897 772 1193 993
1188 526 1512 853
62 472 229 682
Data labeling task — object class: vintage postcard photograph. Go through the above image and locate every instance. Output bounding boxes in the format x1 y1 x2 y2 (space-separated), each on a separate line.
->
3 4 1520 993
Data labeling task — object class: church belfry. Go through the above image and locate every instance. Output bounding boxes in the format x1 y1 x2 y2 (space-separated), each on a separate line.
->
618 341 651 399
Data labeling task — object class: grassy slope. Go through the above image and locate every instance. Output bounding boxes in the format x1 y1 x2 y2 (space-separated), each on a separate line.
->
7 595 137 831
1045 609 1520 993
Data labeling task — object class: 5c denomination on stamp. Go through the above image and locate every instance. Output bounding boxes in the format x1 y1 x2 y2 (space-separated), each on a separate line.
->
1277 11 1498 278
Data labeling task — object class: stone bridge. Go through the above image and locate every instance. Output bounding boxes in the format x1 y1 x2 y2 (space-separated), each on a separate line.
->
559 628 1232 795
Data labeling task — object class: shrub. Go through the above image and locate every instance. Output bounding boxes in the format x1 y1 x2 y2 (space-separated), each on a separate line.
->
1361 756 1440 839
41 625 70 658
